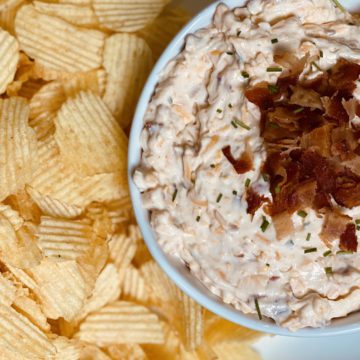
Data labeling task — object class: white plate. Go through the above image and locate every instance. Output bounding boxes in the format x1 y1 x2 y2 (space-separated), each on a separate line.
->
167 1 360 359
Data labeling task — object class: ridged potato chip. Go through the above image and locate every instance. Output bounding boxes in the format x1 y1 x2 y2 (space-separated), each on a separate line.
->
119 266 149 303
37 216 93 260
28 258 95 321
138 6 190 60
93 0 170 32
0 29 19 94
53 337 81 360
79 344 112 360
0 304 56 358
75 301 164 345
106 344 147 360
7 266 37 291
106 196 134 231
33 1 99 27
0 0 22 11
212 341 262 360
55 91 128 177
108 233 137 270
0 272 16 306
0 203 24 231
102 33 153 129
15 5 105 73
0 97 37 201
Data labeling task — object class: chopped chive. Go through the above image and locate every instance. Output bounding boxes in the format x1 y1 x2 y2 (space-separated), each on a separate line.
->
304 247 317 254
216 108 222 113
271 38 278 44
216 193 223 203
228 103 233 108
241 70 250 78
232 190 238 195
254 298 262 320
266 263 270 267
226 51 234 55
210 164 215 168
261 216 270 233
323 250 332 257
262 173 269 182
196 216 201 222
231 120 238 128
355 219 360 225
245 178 251 188
319 49 323 58
311 61 322 71
337 250 354 255
266 67 282 72
268 122 280 129
294 107 304 114
172 188 178 202
235 119 251 130
297 210 308 218
324 266 333 275
268 84 279 94
237 30 241 36
274 185 281 194
306 233 311 241
357 226 360 231
330 0 346 13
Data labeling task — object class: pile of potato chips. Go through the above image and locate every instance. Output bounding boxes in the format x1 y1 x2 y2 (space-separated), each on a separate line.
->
0 0 263 358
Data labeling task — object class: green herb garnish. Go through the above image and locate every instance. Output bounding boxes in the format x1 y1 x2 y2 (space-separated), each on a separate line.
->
237 30 241 36
216 193 223 203
274 185 281 194
304 247 317 254
266 263 270 267
245 178 251 188
337 250 354 255
268 122 280 129
306 233 311 241
323 250 332 257
267 67 282 72
261 216 270 233
297 210 308 218
196 216 201 222
311 61 322 71
241 70 250 78
355 219 360 225
324 266 333 275
294 107 304 114
210 164 215 168
233 190 238 195
319 50 323 58
172 188 178 202
226 51 234 55
262 173 269 182
271 38 278 44
331 0 346 13
216 108 222 113
235 119 251 130
254 298 262 320
231 121 238 128
228 103 233 108
268 84 279 94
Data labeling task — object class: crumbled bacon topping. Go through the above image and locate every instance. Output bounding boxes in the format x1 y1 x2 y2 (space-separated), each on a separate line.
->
222 146 253 174
246 188 268 216
244 57 360 250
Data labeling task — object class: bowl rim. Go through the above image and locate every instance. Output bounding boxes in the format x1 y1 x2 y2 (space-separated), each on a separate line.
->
128 0 360 337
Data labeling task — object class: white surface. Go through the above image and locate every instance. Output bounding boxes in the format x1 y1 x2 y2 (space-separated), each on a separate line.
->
128 0 360 352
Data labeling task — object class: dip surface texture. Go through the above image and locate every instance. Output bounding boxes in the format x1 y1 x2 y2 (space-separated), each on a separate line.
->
134 0 360 330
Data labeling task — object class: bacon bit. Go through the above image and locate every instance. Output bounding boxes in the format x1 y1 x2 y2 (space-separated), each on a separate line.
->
289 86 323 110
244 86 274 110
246 188 268 216
222 146 253 174
320 211 352 245
267 107 302 131
331 127 358 160
300 125 332 157
272 212 294 240
340 223 358 252
322 93 349 123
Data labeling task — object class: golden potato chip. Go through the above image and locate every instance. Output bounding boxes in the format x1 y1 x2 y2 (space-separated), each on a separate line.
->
0 272 16 306
13 295 50 332
212 341 262 360
0 304 56 358
106 344 148 360
108 233 137 270
27 186 83 219
58 318 77 338
75 301 164 345
103 33 152 129
54 91 128 177
0 29 19 94
0 97 37 201
0 203 24 231
37 216 93 260
138 6 190 60
7 266 37 291
28 258 95 321
0 0 22 11
15 5 105 73
33 1 99 27
119 266 148 303
16 79 45 99
79 344 112 360
105 196 134 231
31 137 125 209
77 264 122 321
0 217 42 269
93 0 170 32
53 337 81 360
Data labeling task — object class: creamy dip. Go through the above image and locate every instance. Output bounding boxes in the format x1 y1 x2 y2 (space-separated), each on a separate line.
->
134 0 360 330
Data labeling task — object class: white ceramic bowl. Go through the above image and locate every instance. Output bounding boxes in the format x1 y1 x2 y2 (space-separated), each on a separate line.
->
129 0 360 337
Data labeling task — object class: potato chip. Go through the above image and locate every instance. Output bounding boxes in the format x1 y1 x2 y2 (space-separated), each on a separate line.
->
93 0 170 32
79 344 112 360
0 97 37 201
33 1 99 27
0 29 19 94
27 186 83 219
77 264 122 321
119 266 149 303
102 33 153 129
0 0 22 11
0 303 56 358
37 216 93 260
75 301 164 345
28 258 94 321
106 196 134 231
212 340 262 360
108 233 137 270
0 203 24 231
138 6 190 60
106 344 148 360
53 336 81 360
15 5 105 73
54 91 128 177
0 272 16 306
58 318 77 338
13 295 50 332
0 1 22 35
7 266 37 291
